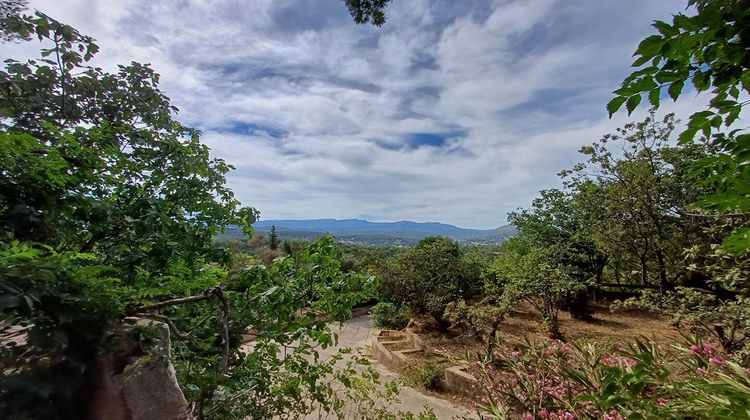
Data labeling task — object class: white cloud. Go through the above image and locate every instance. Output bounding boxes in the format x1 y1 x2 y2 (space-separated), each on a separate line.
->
4 0 706 228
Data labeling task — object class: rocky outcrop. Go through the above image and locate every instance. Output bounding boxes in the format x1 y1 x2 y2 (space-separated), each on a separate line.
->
89 318 189 420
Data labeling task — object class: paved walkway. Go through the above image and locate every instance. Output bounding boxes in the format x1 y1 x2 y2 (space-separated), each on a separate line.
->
302 314 473 419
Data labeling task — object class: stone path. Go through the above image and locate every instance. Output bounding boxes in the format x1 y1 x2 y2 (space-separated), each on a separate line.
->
301 313 473 419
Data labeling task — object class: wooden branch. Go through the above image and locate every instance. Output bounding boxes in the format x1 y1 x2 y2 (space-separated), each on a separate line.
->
127 286 232 372
126 288 217 315
214 287 231 372
141 314 187 340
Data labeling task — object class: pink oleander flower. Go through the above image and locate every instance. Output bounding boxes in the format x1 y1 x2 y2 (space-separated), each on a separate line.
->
511 351 521 357
550 410 575 420
604 409 625 420
701 340 717 355
539 409 549 418
524 415 534 420
657 397 669 406
709 356 726 366
689 344 701 353
600 356 619 367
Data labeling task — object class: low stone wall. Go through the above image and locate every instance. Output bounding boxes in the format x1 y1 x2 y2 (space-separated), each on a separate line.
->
441 365 477 398
371 330 419 373
371 329 478 397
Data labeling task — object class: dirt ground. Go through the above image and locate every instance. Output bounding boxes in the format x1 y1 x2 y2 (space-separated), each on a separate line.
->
413 300 683 358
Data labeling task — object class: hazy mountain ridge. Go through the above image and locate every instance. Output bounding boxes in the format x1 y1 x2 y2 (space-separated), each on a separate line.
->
220 219 516 245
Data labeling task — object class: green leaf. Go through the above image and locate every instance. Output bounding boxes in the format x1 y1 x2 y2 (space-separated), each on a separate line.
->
626 95 642 115
692 71 710 91
607 96 627 117
723 228 750 255
648 88 661 108
653 20 679 37
668 80 684 101
635 35 665 58
678 127 699 144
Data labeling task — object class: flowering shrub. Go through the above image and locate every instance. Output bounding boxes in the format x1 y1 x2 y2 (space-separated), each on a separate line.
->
470 336 750 419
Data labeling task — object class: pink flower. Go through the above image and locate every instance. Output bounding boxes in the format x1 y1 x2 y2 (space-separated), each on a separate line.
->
524 415 534 420
701 341 717 355
539 409 549 418
604 410 625 420
709 357 726 366
696 367 707 376
657 397 669 406
689 344 701 353
511 351 522 357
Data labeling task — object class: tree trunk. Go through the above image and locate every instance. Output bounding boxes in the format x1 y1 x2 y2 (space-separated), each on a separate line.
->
655 249 669 292
639 254 649 286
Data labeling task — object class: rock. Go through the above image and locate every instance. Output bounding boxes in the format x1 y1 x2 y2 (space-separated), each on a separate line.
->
88 319 189 420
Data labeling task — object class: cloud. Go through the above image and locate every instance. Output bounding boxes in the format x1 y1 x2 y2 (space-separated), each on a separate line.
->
6 0 704 228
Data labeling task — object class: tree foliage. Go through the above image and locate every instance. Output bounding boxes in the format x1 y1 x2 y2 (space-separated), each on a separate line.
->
608 0 750 253
342 0 393 26
378 236 483 330
561 112 711 290
268 224 279 250
0 0 26 41
488 238 583 339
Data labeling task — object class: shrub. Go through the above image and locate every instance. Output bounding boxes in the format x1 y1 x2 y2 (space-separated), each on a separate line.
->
371 302 410 329
378 237 484 330
470 336 750 419
406 361 444 391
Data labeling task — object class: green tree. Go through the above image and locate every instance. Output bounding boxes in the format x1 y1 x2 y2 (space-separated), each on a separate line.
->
0 0 25 41
607 0 750 361
0 11 254 416
561 112 710 290
509 188 605 318
269 224 279 250
380 236 482 331
488 237 582 339
342 0 393 26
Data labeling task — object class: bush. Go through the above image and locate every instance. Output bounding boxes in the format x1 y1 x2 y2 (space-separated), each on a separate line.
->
371 302 410 329
378 237 484 330
406 362 444 391
470 336 750 419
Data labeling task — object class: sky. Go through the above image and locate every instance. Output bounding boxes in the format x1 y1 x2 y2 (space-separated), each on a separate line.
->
4 0 710 229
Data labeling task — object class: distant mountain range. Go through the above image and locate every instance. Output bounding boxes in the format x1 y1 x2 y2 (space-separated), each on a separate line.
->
219 218 516 246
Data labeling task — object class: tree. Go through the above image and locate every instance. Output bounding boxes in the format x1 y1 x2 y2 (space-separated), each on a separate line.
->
509 188 605 317
269 225 279 250
342 0 393 26
379 236 483 331
607 0 750 361
488 237 582 339
561 112 710 290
